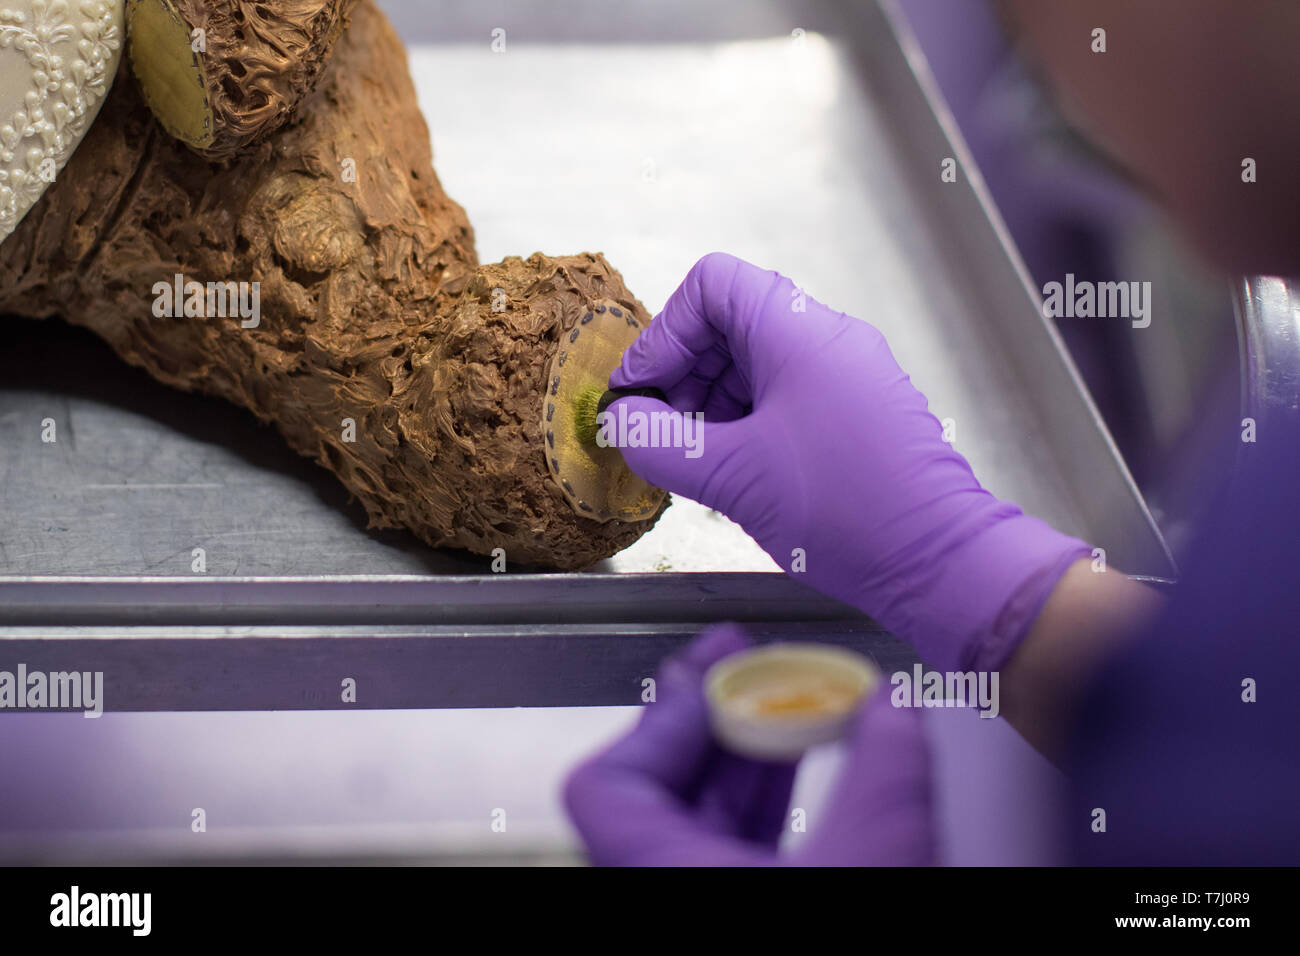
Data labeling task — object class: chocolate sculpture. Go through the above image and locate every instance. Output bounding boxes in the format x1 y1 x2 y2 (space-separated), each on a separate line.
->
0 0 668 569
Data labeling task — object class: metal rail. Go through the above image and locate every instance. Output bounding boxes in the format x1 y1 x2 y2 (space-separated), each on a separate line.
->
0 573 918 711
1234 276 1300 431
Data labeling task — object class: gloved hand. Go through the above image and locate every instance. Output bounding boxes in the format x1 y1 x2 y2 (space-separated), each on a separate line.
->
564 624 935 866
610 253 1090 673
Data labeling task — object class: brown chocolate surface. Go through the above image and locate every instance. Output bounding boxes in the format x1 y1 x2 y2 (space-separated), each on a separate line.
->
0 0 666 570
129 0 362 159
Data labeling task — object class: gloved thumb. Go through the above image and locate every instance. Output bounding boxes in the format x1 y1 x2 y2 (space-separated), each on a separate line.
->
603 395 753 516
793 688 937 865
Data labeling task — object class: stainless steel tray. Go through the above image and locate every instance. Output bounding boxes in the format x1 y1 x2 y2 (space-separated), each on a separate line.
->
0 1 1173 711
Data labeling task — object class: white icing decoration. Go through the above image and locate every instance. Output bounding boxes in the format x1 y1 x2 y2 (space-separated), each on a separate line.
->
0 0 122 241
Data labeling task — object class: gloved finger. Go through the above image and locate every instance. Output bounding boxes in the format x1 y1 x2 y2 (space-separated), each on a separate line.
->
571 788 776 867
672 628 797 846
576 623 749 792
691 750 799 848
693 358 752 423
612 252 785 396
565 624 748 798
563 625 759 863
605 395 759 519
793 690 937 866
653 345 751 423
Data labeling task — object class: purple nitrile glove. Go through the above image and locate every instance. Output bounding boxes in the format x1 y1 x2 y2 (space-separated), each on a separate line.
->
610 253 1090 674
563 624 935 866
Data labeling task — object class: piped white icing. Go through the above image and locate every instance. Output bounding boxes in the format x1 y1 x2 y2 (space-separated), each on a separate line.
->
0 0 123 242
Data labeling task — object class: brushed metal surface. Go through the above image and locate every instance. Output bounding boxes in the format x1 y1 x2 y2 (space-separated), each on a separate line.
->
0 573 882 626
0 621 914 712
1234 275 1300 430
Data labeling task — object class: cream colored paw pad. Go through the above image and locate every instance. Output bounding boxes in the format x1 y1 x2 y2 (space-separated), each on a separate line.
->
542 298 666 523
